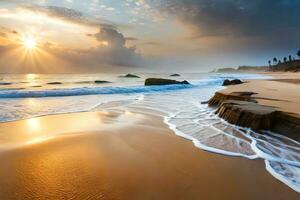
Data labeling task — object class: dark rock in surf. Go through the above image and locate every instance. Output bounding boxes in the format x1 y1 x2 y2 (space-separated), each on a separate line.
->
145 78 190 86
94 80 111 84
222 79 243 86
0 82 12 85
170 74 180 77
47 82 62 85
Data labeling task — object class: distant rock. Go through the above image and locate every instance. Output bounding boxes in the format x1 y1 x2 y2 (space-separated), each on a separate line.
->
76 81 91 84
216 68 236 73
120 74 140 78
47 82 62 85
94 80 111 84
170 74 180 77
145 78 190 86
222 79 243 86
0 82 12 85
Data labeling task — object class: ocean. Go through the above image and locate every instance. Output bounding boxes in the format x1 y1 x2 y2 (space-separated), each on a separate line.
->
0 72 299 192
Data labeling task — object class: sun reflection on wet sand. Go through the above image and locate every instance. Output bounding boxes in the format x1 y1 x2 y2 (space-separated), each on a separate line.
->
27 118 41 132
0 111 143 150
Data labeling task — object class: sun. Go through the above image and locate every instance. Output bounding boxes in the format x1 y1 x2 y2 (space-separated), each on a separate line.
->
23 37 37 50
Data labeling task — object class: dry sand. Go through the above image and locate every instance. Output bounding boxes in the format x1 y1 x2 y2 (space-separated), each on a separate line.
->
0 110 298 200
220 72 300 116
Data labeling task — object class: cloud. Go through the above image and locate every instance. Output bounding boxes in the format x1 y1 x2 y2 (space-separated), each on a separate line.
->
22 5 116 29
0 27 144 73
125 37 139 41
66 27 143 68
143 41 160 46
0 26 19 37
147 0 300 53
154 0 300 38
94 27 126 47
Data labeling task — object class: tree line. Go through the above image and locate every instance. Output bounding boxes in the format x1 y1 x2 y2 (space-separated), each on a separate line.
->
268 50 300 66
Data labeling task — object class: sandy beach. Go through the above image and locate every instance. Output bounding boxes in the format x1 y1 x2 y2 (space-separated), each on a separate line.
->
0 109 298 200
1 1 300 199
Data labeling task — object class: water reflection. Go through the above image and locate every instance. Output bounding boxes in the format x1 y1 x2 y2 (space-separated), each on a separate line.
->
26 74 37 80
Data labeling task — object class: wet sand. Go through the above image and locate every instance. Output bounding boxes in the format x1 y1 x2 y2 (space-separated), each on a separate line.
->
0 110 298 200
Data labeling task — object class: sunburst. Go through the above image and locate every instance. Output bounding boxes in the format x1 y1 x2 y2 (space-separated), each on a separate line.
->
23 36 37 50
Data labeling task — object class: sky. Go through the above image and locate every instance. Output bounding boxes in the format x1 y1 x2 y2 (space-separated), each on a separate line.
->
0 0 299 73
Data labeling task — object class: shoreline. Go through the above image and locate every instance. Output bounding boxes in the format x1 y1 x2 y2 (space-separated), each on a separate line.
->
0 110 299 199
0 72 299 199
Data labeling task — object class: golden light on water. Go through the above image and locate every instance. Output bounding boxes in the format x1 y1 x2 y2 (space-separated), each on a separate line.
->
26 73 37 80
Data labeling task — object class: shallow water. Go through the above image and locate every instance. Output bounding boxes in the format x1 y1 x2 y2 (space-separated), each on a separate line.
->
0 72 299 192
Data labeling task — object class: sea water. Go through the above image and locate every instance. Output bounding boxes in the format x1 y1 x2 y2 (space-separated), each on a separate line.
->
0 72 299 192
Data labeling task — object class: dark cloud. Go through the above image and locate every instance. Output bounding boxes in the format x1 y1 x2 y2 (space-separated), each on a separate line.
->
153 0 300 39
94 27 126 47
71 27 142 67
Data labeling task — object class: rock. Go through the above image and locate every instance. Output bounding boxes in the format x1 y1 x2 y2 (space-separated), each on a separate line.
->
145 78 190 86
222 79 231 86
208 91 300 141
222 79 243 86
208 91 257 107
0 82 12 85
231 79 243 84
216 100 276 131
47 82 62 85
94 80 111 84
121 74 140 78
170 74 180 77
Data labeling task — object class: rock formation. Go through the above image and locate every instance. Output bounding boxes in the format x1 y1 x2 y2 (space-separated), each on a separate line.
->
170 74 180 77
94 80 111 84
208 91 300 141
47 82 62 85
145 78 190 86
222 79 243 86
120 74 140 78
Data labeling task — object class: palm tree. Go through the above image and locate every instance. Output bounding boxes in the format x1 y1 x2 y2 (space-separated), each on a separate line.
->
289 55 292 62
283 57 287 63
273 57 278 65
268 60 271 66
297 50 300 59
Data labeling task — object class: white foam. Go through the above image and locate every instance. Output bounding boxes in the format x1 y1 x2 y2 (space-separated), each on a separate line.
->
126 78 300 193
